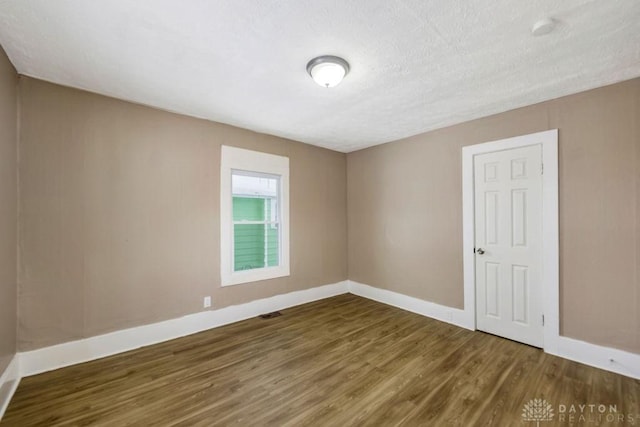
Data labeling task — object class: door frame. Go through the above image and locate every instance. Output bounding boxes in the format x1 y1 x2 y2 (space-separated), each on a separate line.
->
462 129 559 353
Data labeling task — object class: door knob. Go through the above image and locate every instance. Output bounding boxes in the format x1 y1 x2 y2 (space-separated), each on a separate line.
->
476 248 485 255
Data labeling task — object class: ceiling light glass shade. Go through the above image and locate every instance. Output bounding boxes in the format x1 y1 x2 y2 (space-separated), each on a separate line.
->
306 56 350 88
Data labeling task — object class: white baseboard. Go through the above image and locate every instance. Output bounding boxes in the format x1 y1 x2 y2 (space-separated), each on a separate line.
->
19 281 349 377
549 336 640 380
0 355 20 421
11 277 640 397
348 280 640 380
347 280 473 330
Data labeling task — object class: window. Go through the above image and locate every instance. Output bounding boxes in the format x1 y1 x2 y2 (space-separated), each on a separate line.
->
232 172 280 271
220 146 289 286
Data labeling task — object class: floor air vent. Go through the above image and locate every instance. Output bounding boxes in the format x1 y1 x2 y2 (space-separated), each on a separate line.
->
259 311 282 319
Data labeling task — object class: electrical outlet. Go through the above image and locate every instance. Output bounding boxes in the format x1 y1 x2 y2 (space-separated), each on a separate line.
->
203 296 212 308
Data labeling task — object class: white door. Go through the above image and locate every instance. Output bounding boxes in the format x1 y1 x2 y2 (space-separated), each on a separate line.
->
474 144 543 347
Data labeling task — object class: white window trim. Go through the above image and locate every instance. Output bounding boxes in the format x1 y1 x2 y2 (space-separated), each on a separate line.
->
220 146 290 287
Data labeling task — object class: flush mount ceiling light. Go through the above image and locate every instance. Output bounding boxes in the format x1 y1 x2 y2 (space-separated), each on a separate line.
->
306 55 350 88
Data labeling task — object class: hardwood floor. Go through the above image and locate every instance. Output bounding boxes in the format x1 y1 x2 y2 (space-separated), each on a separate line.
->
2 294 639 426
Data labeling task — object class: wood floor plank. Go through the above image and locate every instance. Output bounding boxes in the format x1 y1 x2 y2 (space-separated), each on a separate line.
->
2 294 638 426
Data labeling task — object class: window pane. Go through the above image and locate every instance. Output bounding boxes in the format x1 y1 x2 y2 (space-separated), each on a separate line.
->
233 197 265 222
232 172 279 222
233 224 265 271
233 223 279 271
231 171 280 273
266 223 279 267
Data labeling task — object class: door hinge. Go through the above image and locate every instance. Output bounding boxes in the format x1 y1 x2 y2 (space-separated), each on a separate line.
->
542 314 545 326
541 163 544 175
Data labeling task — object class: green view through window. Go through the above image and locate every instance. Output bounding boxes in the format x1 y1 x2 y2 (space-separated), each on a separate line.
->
232 171 280 272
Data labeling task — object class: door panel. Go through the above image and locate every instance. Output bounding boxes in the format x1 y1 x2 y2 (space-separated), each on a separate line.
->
474 144 543 347
512 265 528 324
485 262 500 318
484 192 499 245
511 189 527 247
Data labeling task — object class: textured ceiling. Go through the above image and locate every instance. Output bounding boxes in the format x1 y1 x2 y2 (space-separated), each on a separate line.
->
0 1 639 152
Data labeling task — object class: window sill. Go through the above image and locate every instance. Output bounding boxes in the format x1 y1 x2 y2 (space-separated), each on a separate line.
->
221 265 290 287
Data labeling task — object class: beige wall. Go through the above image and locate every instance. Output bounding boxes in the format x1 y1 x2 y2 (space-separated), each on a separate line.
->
348 78 640 354
15 73 640 356
0 46 17 374
18 77 347 351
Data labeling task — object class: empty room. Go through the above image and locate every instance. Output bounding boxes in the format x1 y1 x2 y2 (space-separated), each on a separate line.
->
0 1 639 425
